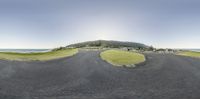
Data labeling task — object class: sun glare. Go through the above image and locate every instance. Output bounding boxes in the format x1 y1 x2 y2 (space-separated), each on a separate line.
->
96 32 109 40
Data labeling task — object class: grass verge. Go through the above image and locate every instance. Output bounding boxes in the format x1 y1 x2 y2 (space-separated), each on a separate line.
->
177 51 200 58
0 48 78 61
100 49 145 67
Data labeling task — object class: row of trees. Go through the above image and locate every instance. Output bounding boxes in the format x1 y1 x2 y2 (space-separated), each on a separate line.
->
54 40 175 52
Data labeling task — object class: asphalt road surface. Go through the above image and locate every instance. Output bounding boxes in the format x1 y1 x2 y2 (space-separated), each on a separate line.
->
0 50 200 99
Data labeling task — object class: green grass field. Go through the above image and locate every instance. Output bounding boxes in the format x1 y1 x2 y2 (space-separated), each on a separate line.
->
178 51 200 58
100 49 145 67
0 48 78 61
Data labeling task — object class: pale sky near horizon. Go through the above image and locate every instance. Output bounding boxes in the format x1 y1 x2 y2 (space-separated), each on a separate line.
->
0 0 200 49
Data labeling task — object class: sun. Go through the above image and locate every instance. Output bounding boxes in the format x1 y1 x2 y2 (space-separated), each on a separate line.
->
96 32 109 40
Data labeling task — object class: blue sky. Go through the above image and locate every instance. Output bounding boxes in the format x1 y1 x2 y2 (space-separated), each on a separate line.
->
0 0 200 49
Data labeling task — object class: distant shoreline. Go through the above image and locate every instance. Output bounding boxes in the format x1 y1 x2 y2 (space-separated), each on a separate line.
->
187 49 200 52
0 49 51 53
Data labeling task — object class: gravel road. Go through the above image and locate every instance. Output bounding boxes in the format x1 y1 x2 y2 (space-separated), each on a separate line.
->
0 50 200 99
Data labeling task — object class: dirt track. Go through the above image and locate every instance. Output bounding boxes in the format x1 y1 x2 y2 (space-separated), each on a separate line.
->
0 50 200 99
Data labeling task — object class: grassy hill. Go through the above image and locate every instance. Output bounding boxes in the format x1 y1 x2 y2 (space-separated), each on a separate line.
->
177 51 200 58
67 40 149 49
0 49 78 61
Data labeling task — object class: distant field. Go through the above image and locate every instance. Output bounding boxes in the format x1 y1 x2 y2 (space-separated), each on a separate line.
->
178 51 200 58
100 49 145 67
0 48 78 61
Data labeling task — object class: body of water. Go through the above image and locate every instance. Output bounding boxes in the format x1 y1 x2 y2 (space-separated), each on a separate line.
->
189 49 200 52
0 49 51 53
